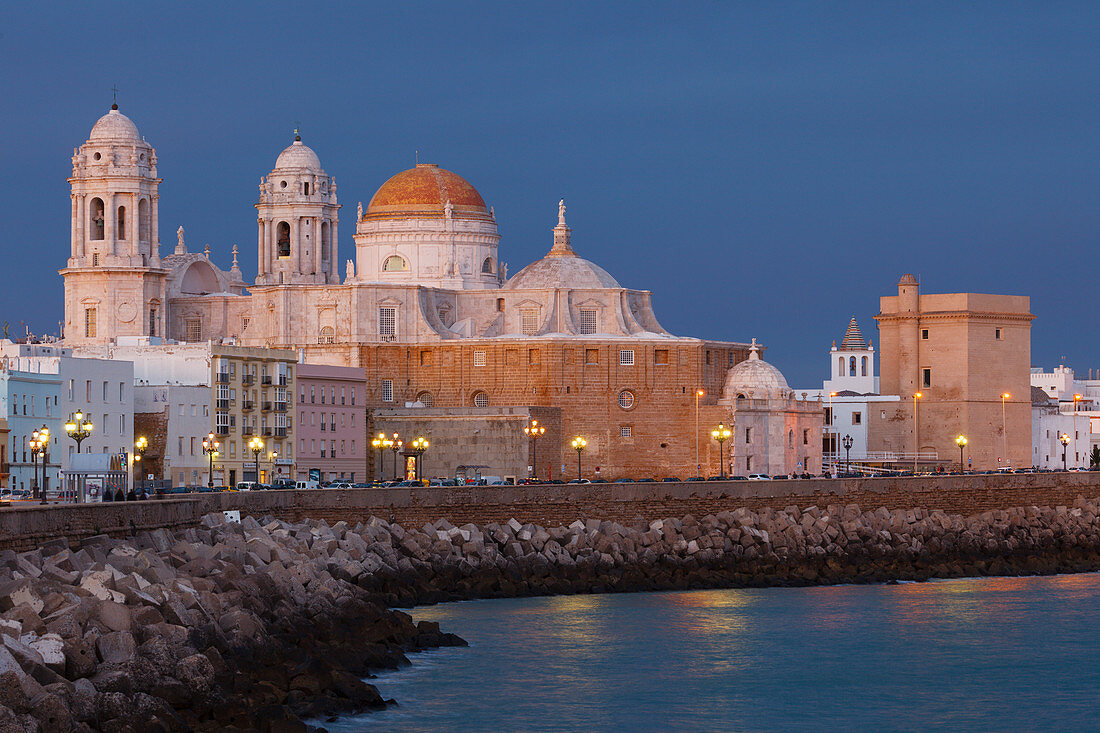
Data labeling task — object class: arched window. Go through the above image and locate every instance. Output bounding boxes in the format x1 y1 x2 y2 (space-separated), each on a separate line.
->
318 326 335 344
861 356 868 376
117 206 126 240
849 356 856 377
416 392 434 408
321 222 331 261
383 255 407 272
472 391 489 408
276 222 291 257
482 257 494 274
303 182 310 195
90 198 105 240
138 198 150 242
788 430 794 448
837 356 844 375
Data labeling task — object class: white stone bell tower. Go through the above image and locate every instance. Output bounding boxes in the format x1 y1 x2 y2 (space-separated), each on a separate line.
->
60 103 168 345
255 130 340 286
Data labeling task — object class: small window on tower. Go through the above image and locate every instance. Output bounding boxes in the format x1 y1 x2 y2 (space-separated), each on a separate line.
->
92 253 100 267
921 329 929 340
84 308 97 338
922 368 932 388
383 255 408 272
186 319 202 342
521 310 538 336
578 309 597 335
995 328 1002 340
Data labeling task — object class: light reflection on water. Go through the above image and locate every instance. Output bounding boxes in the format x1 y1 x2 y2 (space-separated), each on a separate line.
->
325 574 1100 732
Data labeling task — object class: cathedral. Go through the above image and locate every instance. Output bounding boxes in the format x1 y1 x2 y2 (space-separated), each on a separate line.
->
61 104 822 478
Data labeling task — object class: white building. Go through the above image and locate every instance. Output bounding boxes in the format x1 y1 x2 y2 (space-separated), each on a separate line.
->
802 318 900 471
1029 365 1099 468
0 365 61 495
0 342 133 493
133 383 210 487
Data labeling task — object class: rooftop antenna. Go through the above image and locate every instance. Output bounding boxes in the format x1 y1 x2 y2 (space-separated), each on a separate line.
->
110 84 119 110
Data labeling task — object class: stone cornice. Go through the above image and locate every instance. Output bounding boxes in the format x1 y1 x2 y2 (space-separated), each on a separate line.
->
875 310 1035 324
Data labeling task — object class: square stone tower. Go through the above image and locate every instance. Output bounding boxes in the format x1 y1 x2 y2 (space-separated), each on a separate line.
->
873 274 1034 470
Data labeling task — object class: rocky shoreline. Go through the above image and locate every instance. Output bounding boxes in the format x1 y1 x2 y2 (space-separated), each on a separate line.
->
4 496 1100 730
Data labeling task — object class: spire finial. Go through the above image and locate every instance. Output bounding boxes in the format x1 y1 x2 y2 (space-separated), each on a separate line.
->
548 199 575 257
110 84 119 110
558 199 567 226
232 244 239 266
204 243 210 258
294 121 301 142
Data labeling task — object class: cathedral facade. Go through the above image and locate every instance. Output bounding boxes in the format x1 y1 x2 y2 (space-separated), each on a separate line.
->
61 105 821 478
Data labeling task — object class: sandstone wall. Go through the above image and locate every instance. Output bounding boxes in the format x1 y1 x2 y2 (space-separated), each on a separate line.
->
2 472 1100 552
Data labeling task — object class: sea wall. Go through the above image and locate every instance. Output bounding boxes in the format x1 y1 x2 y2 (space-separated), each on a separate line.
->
2 472 1100 552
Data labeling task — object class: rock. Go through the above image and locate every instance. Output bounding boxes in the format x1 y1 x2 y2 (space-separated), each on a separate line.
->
95 632 136 665
174 653 214 694
95 601 131 633
25 637 63 675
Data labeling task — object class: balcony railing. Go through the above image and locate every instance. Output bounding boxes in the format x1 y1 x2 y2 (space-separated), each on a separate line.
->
242 426 254 435
262 427 273 436
278 376 288 386
262 401 273 411
261 376 272 386
243 374 255 385
216 399 231 409
274 427 287 437
216 373 230 384
215 426 230 436
274 402 288 412
242 400 254 411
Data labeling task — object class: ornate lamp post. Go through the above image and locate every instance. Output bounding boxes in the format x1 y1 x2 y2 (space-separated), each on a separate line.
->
372 432 391 481
912 392 922 474
842 434 853 475
1074 393 1083 468
249 436 265 485
202 432 220 489
410 436 429 480
65 411 93 502
1001 392 1011 467
269 450 279 484
1060 432 1070 470
133 436 148 497
29 428 48 504
390 433 403 480
524 419 545 480
956 434 968 473
571 436 586 481
711 423 731 478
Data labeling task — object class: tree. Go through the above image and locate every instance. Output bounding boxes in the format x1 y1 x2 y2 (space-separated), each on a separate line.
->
1090 446 1100 470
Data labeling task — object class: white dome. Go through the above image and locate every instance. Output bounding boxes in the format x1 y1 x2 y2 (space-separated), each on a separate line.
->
722 341 790 400
89 108 140 141
506 255 620 290
274 139 322 170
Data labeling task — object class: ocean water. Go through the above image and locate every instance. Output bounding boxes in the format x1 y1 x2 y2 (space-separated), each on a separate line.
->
326 574 1100 731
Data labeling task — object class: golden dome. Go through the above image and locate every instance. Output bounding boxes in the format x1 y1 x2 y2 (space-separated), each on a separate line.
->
364 164 491 221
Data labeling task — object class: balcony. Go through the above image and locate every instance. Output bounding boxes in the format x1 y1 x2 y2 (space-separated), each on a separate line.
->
261 376 272 386
262 401 273 411
216 373 230 384
215 426 230 436
274 427 287 437
262 427 273 437
242 400 254 411
216 399 231 409
274 402 288 412
278 376 288 386
242 426 254 436
243 374 255 385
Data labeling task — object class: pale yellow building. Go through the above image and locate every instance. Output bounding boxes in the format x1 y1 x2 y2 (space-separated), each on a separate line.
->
871 274 1033 470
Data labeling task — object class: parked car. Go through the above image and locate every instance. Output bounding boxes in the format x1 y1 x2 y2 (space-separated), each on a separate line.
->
747 474 771 481
329 481 353 489
235 482 255 492
295 480 320 490
661 477 679 483
567 479 591 484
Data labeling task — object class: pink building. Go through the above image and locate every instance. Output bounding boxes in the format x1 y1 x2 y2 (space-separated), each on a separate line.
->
296 364 366 482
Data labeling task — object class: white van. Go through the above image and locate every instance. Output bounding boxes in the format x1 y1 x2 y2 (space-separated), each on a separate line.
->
235 481 256 492
295 480 319 490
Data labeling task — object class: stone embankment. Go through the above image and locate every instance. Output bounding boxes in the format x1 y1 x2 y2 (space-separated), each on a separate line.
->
3 496 1100 730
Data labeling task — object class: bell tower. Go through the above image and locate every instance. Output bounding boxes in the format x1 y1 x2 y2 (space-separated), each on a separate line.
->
61 103 168 345
255 130 340 286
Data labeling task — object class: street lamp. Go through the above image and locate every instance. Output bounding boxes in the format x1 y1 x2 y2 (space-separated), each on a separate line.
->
1060 432 1070 470
828 391 837 473
695 389 704 477
524 419 546 480
64 411 93 452
956 434 968 473
1001 392 1011 468
249 436 265 485
270 450 279 483
134 436 148 498
372 432 392 481
29 428 49 504
1074 393 1083 468
912 392 922 474
711 423 731 478
410 436 429 480
571 436 586 481
202 432 220 489
390 433 403 480
842 434 853 475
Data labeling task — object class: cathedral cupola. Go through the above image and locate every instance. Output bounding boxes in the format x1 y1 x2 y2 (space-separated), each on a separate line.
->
255 128 340 286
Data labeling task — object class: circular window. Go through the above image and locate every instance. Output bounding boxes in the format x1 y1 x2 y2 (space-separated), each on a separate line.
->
139 153 145 161
93 152 101 161
280 180 287 188
618 390 635 410
417 392 434 408
473 392 489 408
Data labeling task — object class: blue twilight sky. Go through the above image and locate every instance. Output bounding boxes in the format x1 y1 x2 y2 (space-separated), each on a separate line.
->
2 2 1097 386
